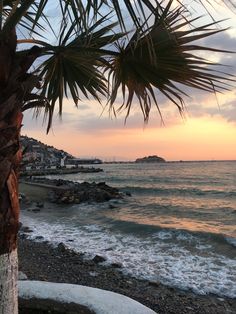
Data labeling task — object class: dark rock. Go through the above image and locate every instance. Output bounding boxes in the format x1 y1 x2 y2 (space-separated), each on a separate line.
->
92 255 106 264
21 226 33 233
36 202 44 208
111 262 123 268
125 192 132 196
19 233 27 239
149 281 160 287
105 247 114 251
27 202 41 212
31 208 41 212
57 243 67 252
109 204 117 209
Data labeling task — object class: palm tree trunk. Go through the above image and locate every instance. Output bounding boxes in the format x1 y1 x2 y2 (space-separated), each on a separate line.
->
0 28 22 314
0 28 42 313
0 108 23 314
0 249 18 314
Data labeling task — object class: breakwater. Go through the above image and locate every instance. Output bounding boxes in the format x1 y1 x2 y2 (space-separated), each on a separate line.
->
21 166 103 177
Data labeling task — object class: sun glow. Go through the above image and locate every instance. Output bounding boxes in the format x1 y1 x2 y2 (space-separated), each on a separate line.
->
23 112 236 161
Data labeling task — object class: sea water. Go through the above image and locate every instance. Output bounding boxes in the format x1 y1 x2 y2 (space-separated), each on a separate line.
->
21 161 236 298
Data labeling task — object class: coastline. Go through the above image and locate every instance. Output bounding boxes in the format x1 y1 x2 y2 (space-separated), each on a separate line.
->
18 169 236 313
18 235 236 314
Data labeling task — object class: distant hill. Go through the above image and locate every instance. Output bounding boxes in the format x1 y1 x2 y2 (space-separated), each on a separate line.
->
20 136 74 166
135 155 166 163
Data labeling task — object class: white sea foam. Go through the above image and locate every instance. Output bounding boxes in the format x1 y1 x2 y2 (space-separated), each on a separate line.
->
21 214 236 299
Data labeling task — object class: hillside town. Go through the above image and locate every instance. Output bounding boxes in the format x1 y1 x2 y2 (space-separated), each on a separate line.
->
20 136 102 173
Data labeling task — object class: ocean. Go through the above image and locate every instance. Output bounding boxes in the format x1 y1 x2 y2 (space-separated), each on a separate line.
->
21 161 236 298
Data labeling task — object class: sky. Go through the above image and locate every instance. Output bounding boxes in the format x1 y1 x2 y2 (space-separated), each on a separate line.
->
21 2 236 161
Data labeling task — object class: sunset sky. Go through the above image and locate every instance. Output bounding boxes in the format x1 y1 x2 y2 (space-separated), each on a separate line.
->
22 3 236 161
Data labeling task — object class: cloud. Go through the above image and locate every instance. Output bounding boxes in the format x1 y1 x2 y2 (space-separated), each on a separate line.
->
218 101 236 122
188 99 236 123
77 104 90 110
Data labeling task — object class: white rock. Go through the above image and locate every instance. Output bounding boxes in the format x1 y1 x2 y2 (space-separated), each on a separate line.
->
18 280 156 314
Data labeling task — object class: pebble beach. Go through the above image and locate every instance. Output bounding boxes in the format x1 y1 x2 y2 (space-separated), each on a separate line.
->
18 161 236 313
18 234 236 314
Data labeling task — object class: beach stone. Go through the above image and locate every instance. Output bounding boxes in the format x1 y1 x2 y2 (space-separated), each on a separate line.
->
111 262 123 269
19 233 27 239
149 281 160 287
92 255 106 264
21 226 33 233
104 247 114 251
36 202 44 208
31 208 41 212
109 204 117 209
58 243 67 252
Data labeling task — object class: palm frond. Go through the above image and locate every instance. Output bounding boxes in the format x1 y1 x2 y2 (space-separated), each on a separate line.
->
105 1 235 122
34 18 122 132
0 0 50 39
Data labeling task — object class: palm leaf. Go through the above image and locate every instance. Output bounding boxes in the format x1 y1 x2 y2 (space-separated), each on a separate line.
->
1 0 235 132
33 18 122 132
105 1 235 121
0 0 50 39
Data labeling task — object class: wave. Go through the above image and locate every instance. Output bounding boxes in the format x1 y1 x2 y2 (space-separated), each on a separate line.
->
121 186 236 198
20 213 236 299
105 217 236 249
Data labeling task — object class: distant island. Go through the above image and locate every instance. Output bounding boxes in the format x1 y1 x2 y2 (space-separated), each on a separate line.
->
135 155 166 163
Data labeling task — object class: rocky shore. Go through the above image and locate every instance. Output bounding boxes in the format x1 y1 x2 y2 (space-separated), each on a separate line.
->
18 234 236 314
20 178 123 205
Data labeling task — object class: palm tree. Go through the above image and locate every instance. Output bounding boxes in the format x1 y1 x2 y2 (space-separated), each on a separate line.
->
0 0 235 312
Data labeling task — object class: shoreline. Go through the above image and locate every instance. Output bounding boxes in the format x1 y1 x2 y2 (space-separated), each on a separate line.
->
18 235 236 314
20 166 103 177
